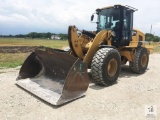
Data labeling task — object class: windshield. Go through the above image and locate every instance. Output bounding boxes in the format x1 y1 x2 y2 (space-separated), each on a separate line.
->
97 8 120 32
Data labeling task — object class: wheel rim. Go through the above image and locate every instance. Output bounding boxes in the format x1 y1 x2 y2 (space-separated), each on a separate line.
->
141 54 147 67
107 59 117 77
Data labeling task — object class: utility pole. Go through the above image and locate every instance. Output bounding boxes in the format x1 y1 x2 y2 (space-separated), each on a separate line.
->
150 25 152 34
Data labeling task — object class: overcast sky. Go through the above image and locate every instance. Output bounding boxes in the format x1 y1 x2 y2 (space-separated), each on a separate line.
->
0 0 160 36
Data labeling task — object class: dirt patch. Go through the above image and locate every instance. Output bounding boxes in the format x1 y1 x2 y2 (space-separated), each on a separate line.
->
0 54 160 120
0 46 40 53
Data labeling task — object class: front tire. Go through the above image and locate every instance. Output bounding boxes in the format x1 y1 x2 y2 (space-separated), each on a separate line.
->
91 48 121 86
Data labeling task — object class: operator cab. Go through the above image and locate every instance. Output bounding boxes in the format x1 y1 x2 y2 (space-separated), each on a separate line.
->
92 5 137 46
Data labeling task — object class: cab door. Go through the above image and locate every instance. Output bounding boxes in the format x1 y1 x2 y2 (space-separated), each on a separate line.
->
121 9 133 46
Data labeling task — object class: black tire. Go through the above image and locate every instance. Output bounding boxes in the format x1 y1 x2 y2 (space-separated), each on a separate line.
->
91 48 121 86
129 47 149 74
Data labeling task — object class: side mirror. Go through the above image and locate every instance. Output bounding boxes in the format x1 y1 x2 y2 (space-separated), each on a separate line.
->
132 30 137 36
111 31 116 37
91 14 94 21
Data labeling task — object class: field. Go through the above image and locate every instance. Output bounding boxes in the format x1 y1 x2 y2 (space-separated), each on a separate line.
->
0 38 160 68
152 42 160 53
0 38 68 68
0 38 68 48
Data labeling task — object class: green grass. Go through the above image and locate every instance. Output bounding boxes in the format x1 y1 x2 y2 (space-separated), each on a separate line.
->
0 53 29 68
0 38 69 68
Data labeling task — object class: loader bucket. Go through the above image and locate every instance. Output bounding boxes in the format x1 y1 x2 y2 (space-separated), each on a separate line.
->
16 47 89 105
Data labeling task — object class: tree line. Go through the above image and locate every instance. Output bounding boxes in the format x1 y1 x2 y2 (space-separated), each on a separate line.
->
145 33 160 42
0 32 159 42
0 32 68 40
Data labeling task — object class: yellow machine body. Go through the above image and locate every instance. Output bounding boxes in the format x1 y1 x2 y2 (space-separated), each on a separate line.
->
68 26 153 66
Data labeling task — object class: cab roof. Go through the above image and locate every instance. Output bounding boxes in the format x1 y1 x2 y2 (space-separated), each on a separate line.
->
97 5 138 12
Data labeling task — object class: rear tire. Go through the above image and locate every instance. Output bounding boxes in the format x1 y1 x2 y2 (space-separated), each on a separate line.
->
91 48 121 86
129 47 149 74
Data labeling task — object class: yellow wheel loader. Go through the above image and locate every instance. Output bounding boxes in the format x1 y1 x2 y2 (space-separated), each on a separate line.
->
16 5 153 105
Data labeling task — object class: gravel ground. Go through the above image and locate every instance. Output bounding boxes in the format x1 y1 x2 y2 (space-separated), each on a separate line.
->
0 54 160 120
